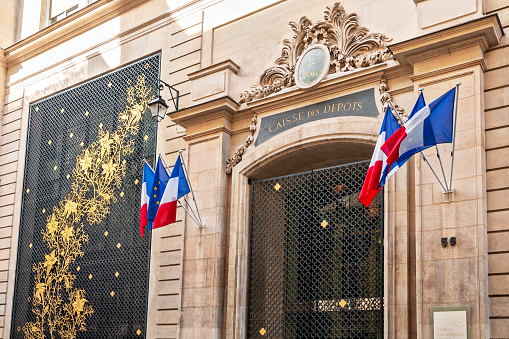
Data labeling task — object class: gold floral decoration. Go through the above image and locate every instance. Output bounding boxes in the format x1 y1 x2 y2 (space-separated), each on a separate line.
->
23 74 153 339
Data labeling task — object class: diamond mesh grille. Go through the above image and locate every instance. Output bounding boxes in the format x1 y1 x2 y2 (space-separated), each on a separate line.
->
11 54 160 338
249 161 383 338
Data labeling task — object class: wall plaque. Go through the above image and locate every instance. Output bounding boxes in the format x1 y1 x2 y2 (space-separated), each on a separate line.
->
295 44 330 89
254 87 379 146
431 306 471 339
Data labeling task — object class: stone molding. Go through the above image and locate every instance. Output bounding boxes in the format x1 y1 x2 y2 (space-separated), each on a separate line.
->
388 14 503 65
170 95 239 129
225 117 257 174
188 59 240 80
239 2 392 104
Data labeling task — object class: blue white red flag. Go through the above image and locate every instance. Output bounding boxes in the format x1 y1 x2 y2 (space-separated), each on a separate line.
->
140 162 155 238
359 106 400 207
379 92 426 186
148 156 170 230
153 156 190 229
381 88 456 175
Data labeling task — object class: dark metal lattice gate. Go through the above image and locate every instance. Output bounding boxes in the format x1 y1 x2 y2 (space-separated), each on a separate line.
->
249 161 383 338
11 54 160 338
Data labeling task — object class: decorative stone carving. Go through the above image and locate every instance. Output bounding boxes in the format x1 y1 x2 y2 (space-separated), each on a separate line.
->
239 2 392 103
226 117 258 174
379 77 405 125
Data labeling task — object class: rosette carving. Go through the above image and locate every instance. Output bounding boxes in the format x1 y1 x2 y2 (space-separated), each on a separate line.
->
240 2 392 103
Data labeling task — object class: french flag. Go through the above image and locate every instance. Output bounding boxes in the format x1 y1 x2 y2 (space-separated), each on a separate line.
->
140 162 155 238
379 92 426 187
359 106 400 207
381 88 456 174
153 156 190 230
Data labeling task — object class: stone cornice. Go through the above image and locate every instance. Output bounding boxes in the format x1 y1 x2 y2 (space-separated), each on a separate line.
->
0 48 6 69
388 14 503 65
188 59 240 80
169 96 240 128
245 62 389 114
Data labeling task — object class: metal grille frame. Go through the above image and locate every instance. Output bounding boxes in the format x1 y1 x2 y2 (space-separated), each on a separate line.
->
11 54 160 338
248 160 384 338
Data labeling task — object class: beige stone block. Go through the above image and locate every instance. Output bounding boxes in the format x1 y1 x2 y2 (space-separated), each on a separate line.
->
0 205 13 218
0 227 11 239
0 239 10 250
488 253 509 274
155 221 182 238
170 10 202 34
169 50 201 74
418 0 476 28
0 271 7 282
155 324 177 338
486 126 509 150
486 0 509 12
486 106 509 131
488 231 509 252
182 286 215 307
156 294 179 310
489 296 509 317
435 257 476 302
491 318 509 338
487 168 509 190
487 210 509 232
484 67 509 91
490 275 509 295
487 189 509 211
182 259 206 288
173 79 191 96
155 309 179 325
0 140 19 155
0 131 20 145
485 86 509 111
486 147 509 170
155 279 180 296
0 194 14 207
1 112 21 128
157 265 181 281
0 217 11 228
184 235 221 261
0 283 6 293
0 183 15 197
497 6 509 26
0 151 18 165
0 162 16 176
159 250 181 266
0 172 16 186
485 46 509 70
0 260 8 271
1 120 21 136
169 64 200 85
158 236 181 252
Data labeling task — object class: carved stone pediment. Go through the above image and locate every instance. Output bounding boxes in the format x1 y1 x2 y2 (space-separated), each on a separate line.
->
239 2 392 103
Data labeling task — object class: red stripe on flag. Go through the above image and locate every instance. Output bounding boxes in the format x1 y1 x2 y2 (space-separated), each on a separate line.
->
359 160 383 207
381 127 407 169
140 204 147 238
153 200 178 230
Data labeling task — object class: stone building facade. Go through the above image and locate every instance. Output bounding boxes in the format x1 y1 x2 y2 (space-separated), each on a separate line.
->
0 0 509 338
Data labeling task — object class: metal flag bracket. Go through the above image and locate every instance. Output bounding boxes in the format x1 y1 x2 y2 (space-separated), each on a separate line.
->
160 151 204 227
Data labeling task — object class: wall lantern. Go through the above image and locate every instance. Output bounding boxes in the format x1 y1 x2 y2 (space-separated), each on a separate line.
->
149 80 179 121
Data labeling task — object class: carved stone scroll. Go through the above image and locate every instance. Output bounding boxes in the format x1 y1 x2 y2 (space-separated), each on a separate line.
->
379 77 405 125
239 3 392 103
226 116 257 174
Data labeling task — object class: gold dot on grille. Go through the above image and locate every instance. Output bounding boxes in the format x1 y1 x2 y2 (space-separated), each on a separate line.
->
26 189 30 193
99 123 103 129
110 291 115 297
48 140 52 145
134 179 139 185
115 272 119 277
122 159 126 165
17 326 20 331
339 299 347 308
29 243 33 248
61 108 64 113
274 183 281 191
144 135 148 141
69 133 73 138
76 266 80 272
127 79 132 84
117 243 121 249
66 174 70 179
42 208 46 214
104 231 108 237
35 107 39 112
85 111 89 116
136 329 141 335
260 328 266 336
89 274 92 280
144 63 149 69
321 220 328 228
120 192 124 197
53 166 58 171
107 82 112 88
80 141 84 147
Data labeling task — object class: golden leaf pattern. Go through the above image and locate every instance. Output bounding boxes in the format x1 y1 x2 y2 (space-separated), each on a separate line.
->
23 75 153 339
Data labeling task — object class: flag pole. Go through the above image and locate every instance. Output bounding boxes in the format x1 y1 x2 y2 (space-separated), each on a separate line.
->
178 200 200 226
418 88 450 192
449 83 461 191
387 99 449 192
178 150 204 227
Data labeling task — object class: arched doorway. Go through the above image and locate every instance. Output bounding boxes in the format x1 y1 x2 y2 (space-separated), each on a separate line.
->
247 142 383 338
